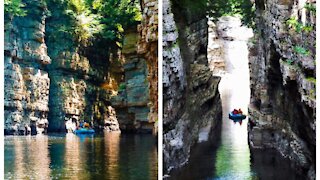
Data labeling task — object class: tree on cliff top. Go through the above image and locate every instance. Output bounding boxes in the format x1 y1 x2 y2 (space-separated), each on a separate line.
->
208 0 254 27
89 0 141 44
171 0 254 27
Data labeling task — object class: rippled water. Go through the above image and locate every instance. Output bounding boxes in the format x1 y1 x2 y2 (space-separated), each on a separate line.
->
4 132 157 180
169 28 303 180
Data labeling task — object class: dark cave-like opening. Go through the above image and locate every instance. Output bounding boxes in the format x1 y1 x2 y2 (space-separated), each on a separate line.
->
266 42 284 115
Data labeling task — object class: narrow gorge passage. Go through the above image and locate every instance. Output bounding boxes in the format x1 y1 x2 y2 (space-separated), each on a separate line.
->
169 17 303 180
163 0 315 178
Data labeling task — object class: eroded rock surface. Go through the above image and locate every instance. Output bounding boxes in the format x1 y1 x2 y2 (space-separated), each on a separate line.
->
4 0 51 135
248 0 316 179
4 0 156 135
138 0 159 129
45 1 120 132
112 29 152 133
163 0 222 174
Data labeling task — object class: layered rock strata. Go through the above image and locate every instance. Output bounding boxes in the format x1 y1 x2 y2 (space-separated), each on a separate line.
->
4 0 51 135
112 0 159 133
4 1 157 134
163 0 222 174
138 0 159 132
112 29 152 133
248 0 316 179
45 1 120 132
207 21 225 75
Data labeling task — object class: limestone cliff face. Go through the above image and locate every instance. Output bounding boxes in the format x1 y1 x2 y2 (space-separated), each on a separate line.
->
45 1 119 132
112 29 152 133
111 0 158 134
163 0 222 174
4 0 51 135
4 0 154 134
138 0 159 127
248 0 316 178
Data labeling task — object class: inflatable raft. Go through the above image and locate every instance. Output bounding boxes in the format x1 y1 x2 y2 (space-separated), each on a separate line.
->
229 112 246 120
74 128 95 134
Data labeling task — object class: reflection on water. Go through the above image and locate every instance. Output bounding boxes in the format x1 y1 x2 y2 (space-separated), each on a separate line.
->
214 39 252 179
6 135 51 180
105 132 121 179
5 132 157 180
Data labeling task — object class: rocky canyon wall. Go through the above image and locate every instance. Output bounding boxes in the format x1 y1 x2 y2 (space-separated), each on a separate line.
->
4 0 155 134
163 0 222 174
138 0 159 128
111 29 152 133
45 0 119 132
248 0 316 179
4 0 51 135
111 0 158 133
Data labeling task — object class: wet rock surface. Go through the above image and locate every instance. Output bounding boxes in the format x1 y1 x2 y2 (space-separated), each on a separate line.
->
248 0 316 179
163 0 222 174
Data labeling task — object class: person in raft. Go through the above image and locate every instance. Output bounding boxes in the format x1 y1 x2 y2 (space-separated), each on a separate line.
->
84 122 90 128
232 108 243 115
79 122 84 128
232 109 239 114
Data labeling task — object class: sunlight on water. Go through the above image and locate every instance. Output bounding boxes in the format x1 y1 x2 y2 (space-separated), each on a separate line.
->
214 39 253 179
5 132 157 180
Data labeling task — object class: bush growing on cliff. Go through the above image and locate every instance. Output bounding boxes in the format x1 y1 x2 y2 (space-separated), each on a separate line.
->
89 0 141 41
4 0 27 17
48 0 141 46
304 3 316 13
293 46 310 56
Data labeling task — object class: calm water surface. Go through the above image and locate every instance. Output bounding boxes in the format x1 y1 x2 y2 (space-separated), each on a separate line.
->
5 132 157 180
169 32 304 180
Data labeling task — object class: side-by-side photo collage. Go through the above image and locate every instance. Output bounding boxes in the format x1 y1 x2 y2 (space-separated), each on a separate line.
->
2 0 317 179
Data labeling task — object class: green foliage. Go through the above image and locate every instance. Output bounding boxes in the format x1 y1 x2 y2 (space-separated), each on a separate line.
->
286 17 313 33
293 46 310 56
171 0 254 27
309 90 315 99
286 59 295 65
304 3 316 12
208 0 254 27
306 77 316 84
90 0 141 41
4 0 27 17
49 0 141 46
118 83 126 91
172 0 208 14
47 0 141 47
286 17 303 32
302 25 313 33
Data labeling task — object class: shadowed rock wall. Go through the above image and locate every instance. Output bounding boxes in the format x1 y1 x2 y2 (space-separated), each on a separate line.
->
45 1 119 132
248 0 316 179
112 29 151 133
163 0 222 174
4 0 155 135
